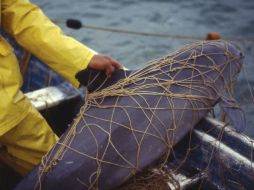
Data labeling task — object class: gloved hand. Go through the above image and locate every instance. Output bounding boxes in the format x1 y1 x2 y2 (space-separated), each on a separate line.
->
88 55 122 77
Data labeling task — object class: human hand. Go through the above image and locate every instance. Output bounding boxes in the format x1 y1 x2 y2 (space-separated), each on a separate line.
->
88 55 123 77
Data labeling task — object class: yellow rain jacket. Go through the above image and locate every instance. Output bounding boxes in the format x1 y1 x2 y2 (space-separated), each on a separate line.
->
0 0 95 175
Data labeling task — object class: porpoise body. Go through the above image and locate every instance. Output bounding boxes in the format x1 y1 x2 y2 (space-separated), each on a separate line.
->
15 41 245 190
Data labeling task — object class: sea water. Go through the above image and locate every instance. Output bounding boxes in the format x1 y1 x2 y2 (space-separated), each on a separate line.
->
31 0 254 138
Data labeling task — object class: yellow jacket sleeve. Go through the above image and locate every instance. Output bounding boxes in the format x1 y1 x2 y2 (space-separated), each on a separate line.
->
1 0 95 87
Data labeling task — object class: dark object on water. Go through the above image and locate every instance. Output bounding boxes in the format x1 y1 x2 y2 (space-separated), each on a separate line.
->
66 19 82 29
15 41 245 190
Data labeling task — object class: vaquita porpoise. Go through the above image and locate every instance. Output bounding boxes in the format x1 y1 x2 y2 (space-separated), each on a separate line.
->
15 41 245 190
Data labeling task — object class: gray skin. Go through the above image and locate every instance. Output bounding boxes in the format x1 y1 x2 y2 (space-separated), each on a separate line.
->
15 41 245 190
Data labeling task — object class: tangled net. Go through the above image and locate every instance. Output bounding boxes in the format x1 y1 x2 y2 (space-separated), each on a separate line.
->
118 165 177 190
18 40 247 190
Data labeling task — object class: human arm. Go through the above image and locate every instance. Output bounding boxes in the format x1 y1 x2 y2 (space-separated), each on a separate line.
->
1 0 121 87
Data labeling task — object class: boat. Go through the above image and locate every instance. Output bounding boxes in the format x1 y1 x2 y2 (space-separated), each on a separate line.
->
1 83 253 190
0 42 254 190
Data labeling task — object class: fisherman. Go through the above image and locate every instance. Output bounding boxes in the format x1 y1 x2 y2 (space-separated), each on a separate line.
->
0 0 122 176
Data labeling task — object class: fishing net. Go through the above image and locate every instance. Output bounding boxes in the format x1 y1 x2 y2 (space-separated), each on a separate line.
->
15 40 253 190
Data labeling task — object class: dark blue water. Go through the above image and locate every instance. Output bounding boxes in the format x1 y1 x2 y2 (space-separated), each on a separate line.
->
32 0 254 138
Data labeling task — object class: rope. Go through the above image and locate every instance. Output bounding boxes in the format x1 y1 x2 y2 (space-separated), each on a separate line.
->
52 18 254 42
